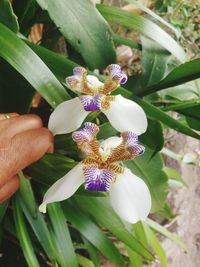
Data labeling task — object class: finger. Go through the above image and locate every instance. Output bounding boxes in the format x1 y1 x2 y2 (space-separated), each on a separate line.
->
0 113 19 121
0 128 53 184
0 176 19 203
0 114 43 140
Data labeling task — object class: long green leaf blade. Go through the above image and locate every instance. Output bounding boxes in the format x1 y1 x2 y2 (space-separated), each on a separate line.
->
137 58 200 96
36 0 116 69
97 4 186 62
48 203 78 267
132 95 200 139
13 196 40 267
19 198 57 262
76 196 154 261
62 201 125 267
0 23 69 108
0 0 19 32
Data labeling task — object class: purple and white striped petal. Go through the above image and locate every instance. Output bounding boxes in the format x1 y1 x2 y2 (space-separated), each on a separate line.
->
65 67 87 91
83 166 115 192
72 122 99 146
107 64 127 84
79 94 104 111
73 66 86 77
122 131 145 156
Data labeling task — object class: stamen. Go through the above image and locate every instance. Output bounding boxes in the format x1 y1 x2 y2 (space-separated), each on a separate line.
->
106 144 133 164
101 95 115 110
79 94 104 111
122 132 145 156
83 166 116 192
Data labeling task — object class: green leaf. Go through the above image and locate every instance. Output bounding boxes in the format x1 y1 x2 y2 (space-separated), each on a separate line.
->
142 222 167 267
132 95 200 139
178 105 200 131
82 237 100 267
75 196 154 261
76 254 95 267
140 119 164 153
62 201 125 267
126 246 142 267
159 81 199 101
113 34 142 50
125 0 179 37
27 153 76 185
0 23 69 108
18 171 37 218
125 147 168 212
19 197 57 262
47 203 78 267
137 58 200 96
0 58 35 113
36 0 116 69
97 4 186 62
13 195 40 267
146 218 186 251
0 0 19 32
26 40 77 82
140 36 171 88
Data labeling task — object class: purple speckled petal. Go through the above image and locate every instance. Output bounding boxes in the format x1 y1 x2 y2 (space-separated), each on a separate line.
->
72 122 99 146
107 64 127 85
122 131 145 156
79 94 104 111
83 166 115 192
73 66 87 77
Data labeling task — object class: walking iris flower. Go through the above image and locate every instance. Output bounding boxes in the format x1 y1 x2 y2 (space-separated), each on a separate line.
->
48 64 147 135
39 123 151 223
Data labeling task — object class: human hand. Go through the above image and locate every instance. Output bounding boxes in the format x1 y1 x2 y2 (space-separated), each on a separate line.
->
0 113 53 203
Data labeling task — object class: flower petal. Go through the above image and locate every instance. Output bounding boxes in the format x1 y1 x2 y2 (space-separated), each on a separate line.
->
109 167 151 223
87 75 104 89
102 95 147 134
39 163 84 213
48 97 89 135
100 136 122 153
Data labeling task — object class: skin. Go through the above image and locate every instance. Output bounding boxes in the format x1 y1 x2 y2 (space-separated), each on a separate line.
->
0 113 54 203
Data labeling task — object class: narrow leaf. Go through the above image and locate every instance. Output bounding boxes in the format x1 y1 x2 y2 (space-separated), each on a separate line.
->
62 201 125 267
142 222 167 267
18 171 37 218
19 197 56 261
97 4 186 62
146 218 186 250
13 195 40 267
36 0 116 69
47 203 78 267
0 23 69 108
76 196 154 261
0 0 19 32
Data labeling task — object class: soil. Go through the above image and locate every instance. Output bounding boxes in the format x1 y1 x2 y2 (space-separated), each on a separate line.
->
160 133 200 267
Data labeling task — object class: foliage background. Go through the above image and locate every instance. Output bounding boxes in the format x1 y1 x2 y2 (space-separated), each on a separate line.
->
0 0 199 266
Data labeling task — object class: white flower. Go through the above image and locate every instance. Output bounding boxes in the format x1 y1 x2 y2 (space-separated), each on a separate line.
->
48 64 147 135
39 123 151 224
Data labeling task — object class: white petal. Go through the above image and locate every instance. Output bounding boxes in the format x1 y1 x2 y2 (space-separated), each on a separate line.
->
100 136 122 152
87 75 104 89
39 163 84 213
48 97 89 135
102 95 147 134
109 167 151 223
